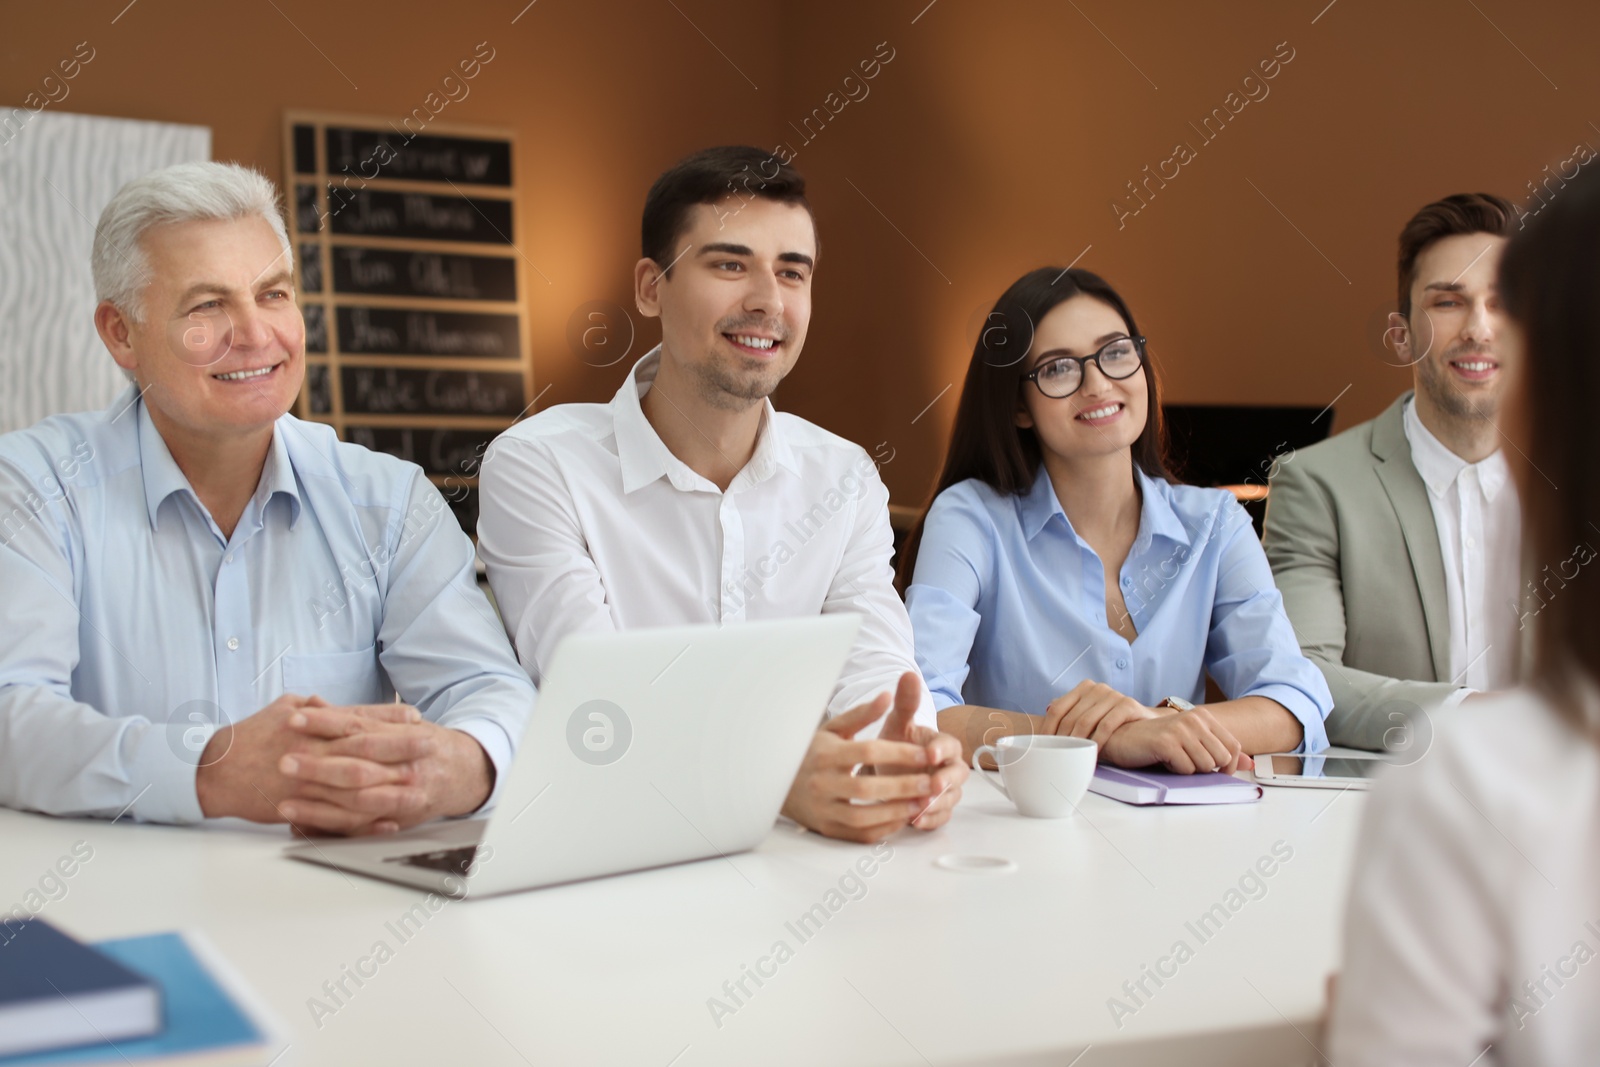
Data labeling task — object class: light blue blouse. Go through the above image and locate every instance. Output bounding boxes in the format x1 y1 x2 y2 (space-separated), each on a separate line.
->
0 388 535 823
906 465 1330 753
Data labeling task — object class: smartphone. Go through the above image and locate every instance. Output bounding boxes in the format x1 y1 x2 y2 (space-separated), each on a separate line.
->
1252 752 1390 789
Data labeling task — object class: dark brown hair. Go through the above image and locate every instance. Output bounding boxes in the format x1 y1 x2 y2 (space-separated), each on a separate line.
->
641 146 813 275
1499 167 1600 728
896 267 1172 591
1397 192 1514 318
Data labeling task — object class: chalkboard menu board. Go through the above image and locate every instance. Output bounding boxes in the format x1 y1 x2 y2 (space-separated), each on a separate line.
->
283 112 532 537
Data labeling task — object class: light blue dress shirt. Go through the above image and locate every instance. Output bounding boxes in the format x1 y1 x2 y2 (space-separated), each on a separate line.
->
0 387 535 824
906 465 1331 753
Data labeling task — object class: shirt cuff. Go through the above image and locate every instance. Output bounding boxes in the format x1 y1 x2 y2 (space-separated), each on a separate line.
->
1242 683 1329 755
126 719 216 824
1440 687 1475 709
448 717 516 813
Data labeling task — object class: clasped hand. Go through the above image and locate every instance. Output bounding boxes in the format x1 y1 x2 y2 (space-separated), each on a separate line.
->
1043 680 1251 774
195 693 493 835
781 671 969 842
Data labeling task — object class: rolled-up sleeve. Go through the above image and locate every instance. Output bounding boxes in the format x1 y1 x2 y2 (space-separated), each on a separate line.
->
904 485 990 711
1204 501 1333 753
377 473 536 811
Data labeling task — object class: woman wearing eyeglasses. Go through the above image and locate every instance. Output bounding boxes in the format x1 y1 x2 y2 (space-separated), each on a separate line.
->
899 268 1331 773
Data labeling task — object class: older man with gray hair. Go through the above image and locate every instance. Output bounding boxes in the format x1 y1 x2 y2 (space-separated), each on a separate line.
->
0 161 533 833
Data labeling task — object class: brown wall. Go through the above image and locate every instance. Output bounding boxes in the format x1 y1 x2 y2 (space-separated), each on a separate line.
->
7 0 1596 505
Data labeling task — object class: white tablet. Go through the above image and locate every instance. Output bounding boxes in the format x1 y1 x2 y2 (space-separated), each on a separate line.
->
1253 752 1390 789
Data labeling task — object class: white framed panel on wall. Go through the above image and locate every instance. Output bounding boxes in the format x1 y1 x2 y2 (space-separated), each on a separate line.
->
0 110 210 433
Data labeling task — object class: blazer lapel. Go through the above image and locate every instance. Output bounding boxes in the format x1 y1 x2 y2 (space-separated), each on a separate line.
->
1370 394 1453 682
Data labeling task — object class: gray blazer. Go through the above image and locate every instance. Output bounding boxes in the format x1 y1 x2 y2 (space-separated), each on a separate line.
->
1262 392 1524 750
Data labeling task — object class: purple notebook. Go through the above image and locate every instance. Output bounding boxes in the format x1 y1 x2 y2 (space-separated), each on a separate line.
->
1089 766 1263 806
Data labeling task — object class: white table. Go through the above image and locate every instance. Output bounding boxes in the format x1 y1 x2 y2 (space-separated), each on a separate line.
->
1 776 1361 1066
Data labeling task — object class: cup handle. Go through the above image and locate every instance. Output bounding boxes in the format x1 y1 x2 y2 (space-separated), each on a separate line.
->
971 745 1010 801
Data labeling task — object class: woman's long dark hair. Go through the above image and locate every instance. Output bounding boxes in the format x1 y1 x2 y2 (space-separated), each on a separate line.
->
1499 166 1600 729
897 267 1172 591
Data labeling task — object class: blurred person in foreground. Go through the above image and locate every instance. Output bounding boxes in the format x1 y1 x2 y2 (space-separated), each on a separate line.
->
1328 167 1600 1064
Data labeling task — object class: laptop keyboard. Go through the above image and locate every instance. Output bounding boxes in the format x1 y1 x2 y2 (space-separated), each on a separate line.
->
385 845 481 876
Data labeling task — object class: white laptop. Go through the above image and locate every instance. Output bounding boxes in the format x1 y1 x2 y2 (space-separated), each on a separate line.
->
284 614 861 898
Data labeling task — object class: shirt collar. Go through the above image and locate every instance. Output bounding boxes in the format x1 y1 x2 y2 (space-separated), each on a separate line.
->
1018 463 1191 548
1131 466 1194 550
611 345 797 494
256 425 303 526
1478 453 1510 500
137 399 189 529
1402 396 1511 501
137 398 302 531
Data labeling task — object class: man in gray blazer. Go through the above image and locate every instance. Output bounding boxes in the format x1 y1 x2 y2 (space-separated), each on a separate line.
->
1265 193 1524 750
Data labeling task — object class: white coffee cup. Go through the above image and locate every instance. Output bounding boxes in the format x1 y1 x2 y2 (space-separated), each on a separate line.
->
971 735 1098 818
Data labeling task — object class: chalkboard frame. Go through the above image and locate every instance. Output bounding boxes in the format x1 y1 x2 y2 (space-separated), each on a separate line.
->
282 111 535 532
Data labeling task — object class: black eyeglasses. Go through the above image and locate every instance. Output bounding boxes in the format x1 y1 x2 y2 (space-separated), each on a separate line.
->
1022 335 1147 399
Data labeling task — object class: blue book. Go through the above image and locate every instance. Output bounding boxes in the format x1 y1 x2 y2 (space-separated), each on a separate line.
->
0 931 269 1066
0 920 159 1059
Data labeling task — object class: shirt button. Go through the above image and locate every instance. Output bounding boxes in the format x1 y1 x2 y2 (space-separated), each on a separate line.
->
1466 537 1476 549
1116 657 1129 669
224 553 234 564
226 637 240 651
1121 577 1132 587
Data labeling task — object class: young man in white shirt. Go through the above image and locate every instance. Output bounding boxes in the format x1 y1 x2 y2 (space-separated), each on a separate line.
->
1264 193 1523 749
478 146 966 842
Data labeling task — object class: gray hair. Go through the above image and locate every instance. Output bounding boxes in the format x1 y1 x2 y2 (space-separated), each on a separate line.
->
92 161 293 324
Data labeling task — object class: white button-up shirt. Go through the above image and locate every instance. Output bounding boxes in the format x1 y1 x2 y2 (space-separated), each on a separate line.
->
477 347 934 733
1331 686 1600 1066
1402 398 1521 693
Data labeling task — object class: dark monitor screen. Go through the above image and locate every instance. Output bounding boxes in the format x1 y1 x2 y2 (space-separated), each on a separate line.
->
1161 403 1335 489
